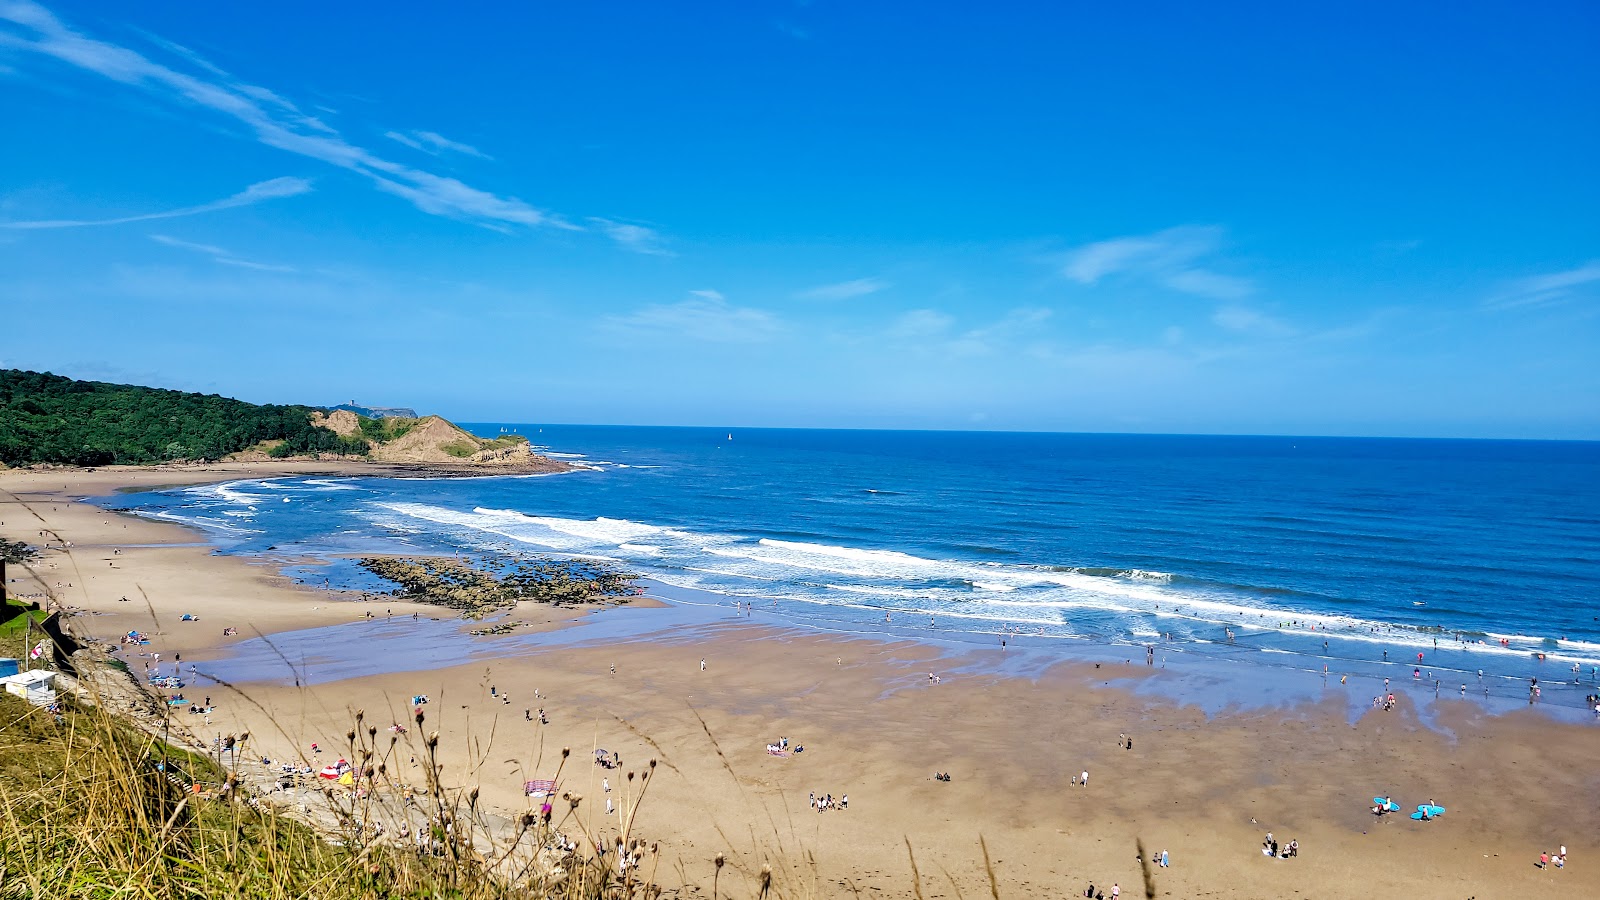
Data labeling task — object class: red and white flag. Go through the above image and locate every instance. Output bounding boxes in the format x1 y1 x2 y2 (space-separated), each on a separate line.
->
28 639 48 660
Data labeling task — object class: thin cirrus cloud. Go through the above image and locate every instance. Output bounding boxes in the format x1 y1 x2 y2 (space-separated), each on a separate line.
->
149 233 295 272
796 277 889 301
587 217 673 256
0 176 311 229
607 294 779 343
1484 261 1600 311
384 129 492 160
888 309 954 339
1061 225 1253 300
1211 304 1295 337
0 1 570 232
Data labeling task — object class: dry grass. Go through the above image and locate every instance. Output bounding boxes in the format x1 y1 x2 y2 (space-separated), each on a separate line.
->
0 687 672 899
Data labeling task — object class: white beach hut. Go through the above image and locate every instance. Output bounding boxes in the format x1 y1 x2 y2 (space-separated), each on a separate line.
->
1 670 57 706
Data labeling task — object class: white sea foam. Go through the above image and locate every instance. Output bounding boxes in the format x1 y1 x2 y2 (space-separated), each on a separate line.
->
354 500 1600 667
301 478 359 491
188 480 270 505
970 581 1016 593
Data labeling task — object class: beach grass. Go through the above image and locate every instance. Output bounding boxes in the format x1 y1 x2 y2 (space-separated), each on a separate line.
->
0 688 690 900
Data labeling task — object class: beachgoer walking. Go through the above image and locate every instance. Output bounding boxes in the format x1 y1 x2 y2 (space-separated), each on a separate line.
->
1111 883 1119 899
1159 848 1168 868
1081 769 1089 787
701 658 706 671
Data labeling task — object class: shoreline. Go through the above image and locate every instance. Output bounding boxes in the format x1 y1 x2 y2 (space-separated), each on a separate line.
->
16 461 1599 727
5 464 1599 898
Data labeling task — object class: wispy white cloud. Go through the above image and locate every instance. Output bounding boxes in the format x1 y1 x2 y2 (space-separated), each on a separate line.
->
946 307 1053 357
1062 225 1252 300
888 309 954 339
385 129 491 160
607 295 779 343
0 1 555 230
587 217 672 256
1486 261 1600 310
886 306 1052 357
796 277 889 301
0 176 310 229
688 289 724 301
1211 304 1295 337
149 233 295 272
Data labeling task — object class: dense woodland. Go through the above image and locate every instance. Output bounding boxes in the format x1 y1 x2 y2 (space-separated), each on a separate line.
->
0 369 367 467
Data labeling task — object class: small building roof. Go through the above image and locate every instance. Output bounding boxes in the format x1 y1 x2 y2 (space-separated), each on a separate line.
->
2 670 56 685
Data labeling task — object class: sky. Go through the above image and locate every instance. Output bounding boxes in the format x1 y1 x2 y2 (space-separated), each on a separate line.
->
2 1 1597 439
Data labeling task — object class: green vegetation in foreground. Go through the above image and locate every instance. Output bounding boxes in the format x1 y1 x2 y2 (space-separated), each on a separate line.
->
0 369 368 466
0 691 670 899
0 602 47 644
359 556 637 615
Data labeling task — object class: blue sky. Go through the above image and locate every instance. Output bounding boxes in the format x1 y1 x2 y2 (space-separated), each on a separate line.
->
2 1 1596 438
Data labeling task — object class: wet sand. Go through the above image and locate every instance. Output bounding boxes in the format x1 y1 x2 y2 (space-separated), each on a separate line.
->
4 464 1597 898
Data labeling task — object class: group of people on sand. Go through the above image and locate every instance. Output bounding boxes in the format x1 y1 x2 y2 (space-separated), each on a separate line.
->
808 791 846 812
766 736 803 755
1082 881 1119 899
1536 846 1568 870
1261 832 1298 859
1370 693 1398 711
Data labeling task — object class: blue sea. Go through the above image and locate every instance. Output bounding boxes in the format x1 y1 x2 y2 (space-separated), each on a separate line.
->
102 428 1600 709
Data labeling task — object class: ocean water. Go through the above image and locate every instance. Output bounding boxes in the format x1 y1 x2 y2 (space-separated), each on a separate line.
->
102 427 1600 707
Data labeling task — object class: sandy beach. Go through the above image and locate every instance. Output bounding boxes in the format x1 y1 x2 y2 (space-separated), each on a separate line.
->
4 463 1597 899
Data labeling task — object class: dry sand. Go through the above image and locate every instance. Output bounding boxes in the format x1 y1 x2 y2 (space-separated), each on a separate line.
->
3 464 1596 899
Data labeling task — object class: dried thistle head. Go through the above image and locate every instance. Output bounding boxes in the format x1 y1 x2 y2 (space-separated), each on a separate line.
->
415 709 425 726
649 759 657 769
715 852 725 870
628 771 635 782
355 709 364 724
427 731 439 749
569 794 582 809
368 725 377 740
561 747 571 759
469 786 480 808
346 729 356 743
